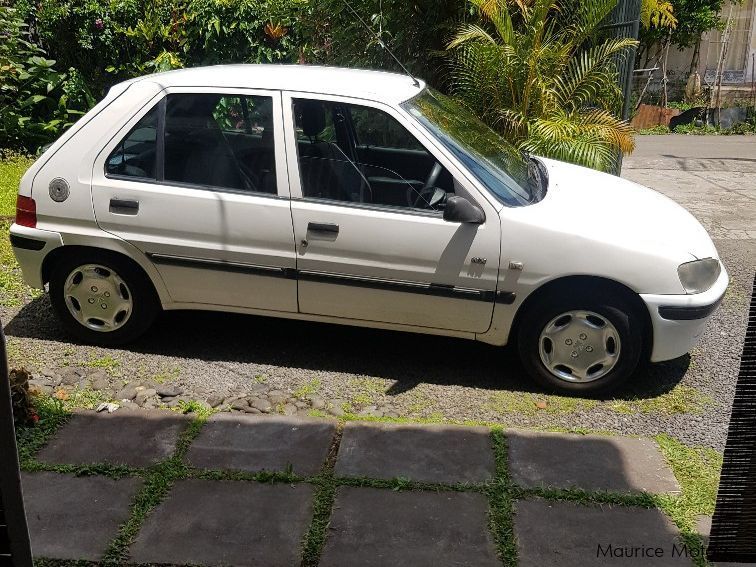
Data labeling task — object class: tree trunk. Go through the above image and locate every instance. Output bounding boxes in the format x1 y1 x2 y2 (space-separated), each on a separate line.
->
689 38 701 75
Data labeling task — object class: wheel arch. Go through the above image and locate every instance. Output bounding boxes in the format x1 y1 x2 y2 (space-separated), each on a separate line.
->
510 275 653 360
41 245 166 305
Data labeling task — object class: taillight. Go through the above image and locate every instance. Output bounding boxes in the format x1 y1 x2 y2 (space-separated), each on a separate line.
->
16 195 37 228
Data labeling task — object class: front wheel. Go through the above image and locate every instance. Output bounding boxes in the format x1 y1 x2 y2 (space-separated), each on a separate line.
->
517 291 643 395
49 251 159 345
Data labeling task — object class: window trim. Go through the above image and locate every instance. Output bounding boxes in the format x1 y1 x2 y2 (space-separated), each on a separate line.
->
299 196 444 219
103 173 288 201
99 87 289 199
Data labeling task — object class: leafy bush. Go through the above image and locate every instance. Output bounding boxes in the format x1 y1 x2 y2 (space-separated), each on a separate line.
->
14 0 313 93
306 0 463 84
447 0 637 172
0 5 95 150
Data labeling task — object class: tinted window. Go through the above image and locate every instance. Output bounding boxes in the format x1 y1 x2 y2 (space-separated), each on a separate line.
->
106 106 157 179
164 94 277 193
293 99 454 211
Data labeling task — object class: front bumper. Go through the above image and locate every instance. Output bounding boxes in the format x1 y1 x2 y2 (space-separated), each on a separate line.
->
8 223 63 289
640 266 729 362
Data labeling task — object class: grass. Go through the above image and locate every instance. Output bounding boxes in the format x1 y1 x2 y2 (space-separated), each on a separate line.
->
487 390 597 416
53 387 111 410
0 156 37 305
637 122 756 136
0 151 33 216
151 366 181 384
293 378 321 400
0 219 40 306
609 385 712 416
654 434 722 529
300 426 342 567
487 428 518 565
82 354 120 374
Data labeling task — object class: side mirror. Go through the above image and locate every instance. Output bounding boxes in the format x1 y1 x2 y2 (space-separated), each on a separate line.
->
443 196 485 224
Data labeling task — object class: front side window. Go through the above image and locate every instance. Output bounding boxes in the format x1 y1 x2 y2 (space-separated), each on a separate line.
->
107 93 278 194
293 98 455 211
106 106 157 179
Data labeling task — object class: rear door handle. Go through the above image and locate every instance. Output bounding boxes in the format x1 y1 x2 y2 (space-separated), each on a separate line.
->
109 198 139 215
307 222 339 235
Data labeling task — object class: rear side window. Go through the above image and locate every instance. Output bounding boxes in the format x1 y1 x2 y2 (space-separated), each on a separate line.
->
106 93 277 195
164 94 276 193
105 106 157 179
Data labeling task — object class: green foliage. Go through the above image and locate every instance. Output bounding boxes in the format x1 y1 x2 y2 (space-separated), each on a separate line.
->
0 6 95 151
641 0 677 30
15 0 313 91
447 0 638 172
306 0 464 84
0 150 32 215
0 219 40 306
640 0 731 56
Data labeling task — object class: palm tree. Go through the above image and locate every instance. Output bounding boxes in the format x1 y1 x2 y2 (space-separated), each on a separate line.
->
447 0 638 171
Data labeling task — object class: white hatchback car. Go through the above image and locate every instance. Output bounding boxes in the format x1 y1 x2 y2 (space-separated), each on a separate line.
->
11 65 728 394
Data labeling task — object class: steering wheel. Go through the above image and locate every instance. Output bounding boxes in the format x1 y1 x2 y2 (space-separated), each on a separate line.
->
408 161 445 209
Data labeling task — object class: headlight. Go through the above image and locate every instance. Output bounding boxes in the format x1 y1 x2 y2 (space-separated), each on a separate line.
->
677 258 721 294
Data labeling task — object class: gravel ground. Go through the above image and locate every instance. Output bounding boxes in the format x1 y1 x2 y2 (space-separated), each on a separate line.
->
4 136 754 450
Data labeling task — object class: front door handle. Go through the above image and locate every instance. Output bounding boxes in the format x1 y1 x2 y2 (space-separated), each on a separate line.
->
307 222 339 235
109 198 139 215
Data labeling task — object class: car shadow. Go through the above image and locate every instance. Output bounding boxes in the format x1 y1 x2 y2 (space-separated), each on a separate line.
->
4 296 689 401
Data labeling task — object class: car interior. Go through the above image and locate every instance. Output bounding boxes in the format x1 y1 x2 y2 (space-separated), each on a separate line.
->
106 94 456 210
163 94 277 193
294 99 456 210
107 94 278 194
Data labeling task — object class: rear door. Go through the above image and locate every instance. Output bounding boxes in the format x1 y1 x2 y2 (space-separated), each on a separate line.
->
91 88 297 312
282 92 502 333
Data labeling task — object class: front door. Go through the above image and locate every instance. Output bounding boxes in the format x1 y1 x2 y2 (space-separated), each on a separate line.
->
91 88 297 313
282 92 501 333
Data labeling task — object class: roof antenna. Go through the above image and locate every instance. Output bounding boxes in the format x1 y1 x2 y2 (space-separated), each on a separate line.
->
337 0 421 88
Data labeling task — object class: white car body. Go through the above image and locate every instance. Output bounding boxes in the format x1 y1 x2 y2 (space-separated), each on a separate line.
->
10 65 727 377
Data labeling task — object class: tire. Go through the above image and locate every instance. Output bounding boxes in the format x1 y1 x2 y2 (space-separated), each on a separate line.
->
49 250 159 346
516 288 643 395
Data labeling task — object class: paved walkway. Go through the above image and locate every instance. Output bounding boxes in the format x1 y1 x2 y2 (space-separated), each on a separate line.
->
21 409 702 566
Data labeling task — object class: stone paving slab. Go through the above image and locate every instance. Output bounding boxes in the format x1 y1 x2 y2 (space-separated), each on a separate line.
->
334 421 495 483
185 413 336 476
507 430 680 494
130 479 314 566
514 499 692 566
22 472 142 561
37 409 189 467
320 486 499 567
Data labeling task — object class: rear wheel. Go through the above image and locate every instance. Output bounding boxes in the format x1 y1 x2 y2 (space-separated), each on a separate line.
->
49 251 159 345
517 289 643 394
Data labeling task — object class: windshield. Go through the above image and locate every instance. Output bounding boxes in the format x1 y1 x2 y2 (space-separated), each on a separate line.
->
402 89 540 207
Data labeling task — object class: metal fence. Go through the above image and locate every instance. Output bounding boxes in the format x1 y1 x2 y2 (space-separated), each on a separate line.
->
600 0 641 174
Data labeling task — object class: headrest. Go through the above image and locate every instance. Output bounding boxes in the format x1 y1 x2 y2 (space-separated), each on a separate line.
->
300 101 327 137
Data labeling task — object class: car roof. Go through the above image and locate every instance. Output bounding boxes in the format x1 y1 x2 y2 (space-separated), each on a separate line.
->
129 64 426 104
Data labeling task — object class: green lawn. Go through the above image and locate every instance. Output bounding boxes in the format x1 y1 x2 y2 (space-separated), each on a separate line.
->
0 153 33 216
0 154 36 305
